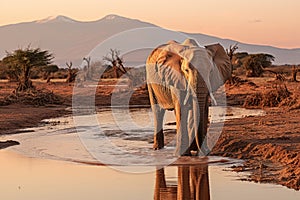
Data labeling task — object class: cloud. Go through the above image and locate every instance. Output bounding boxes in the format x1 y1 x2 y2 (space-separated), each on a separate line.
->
249 19 263 23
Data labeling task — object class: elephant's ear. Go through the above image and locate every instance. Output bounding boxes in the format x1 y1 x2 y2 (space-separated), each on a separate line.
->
155 48 187 90
205 44 231 92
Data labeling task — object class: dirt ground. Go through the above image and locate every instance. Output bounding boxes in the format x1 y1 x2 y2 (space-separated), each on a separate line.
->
0 76 300 190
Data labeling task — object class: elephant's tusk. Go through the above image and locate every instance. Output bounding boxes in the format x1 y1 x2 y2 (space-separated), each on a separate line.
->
184 86 192 105
210 92 217 106
183 93 190 105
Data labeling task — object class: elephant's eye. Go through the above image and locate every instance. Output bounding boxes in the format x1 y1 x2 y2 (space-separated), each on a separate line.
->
166 53 172 58
185 69 189 73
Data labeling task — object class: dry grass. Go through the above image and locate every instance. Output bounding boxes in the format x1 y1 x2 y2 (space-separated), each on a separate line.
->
243 84 291 108
0 88 63 106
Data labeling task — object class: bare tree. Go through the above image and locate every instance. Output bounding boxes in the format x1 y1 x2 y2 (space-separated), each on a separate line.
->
292 65 299 82
102 49 141 90
226 43 238 84
66 62 76 83
103 49 127 78
226 43 239 63
83 57 92 80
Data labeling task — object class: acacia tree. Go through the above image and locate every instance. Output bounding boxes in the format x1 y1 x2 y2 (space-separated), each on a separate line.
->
244 53 275 77
2 47 53 91
0 62 19 81
41 64 59 83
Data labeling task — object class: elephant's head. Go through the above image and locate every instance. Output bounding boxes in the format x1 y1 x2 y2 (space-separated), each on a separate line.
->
180 40 231 103
156 39 231 104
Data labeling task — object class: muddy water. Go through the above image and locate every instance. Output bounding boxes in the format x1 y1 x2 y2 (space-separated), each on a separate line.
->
0 150 299 200
1 107 299 199
2 106 264 168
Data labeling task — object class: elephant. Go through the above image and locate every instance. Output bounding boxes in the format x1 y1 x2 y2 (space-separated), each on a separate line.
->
146 39 231 156
154 165 210 200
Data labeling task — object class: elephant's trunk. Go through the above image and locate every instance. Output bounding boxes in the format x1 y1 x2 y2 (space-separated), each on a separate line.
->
192 98 201 150
191 77 209 154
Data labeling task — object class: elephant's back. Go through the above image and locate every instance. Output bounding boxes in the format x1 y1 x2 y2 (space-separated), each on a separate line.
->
145 44 167 87
146 44 167 66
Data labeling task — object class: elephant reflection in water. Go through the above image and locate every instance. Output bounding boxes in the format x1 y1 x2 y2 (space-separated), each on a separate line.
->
154 165 210 200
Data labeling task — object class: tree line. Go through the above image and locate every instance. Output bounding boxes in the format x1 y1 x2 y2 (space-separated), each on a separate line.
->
227 44 299 81
0 46 299 93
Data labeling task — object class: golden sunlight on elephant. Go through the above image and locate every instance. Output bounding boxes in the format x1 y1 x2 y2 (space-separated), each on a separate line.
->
146 39 231 156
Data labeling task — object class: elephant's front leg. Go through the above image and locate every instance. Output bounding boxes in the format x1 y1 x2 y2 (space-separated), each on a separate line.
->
148 85 166 150
187 108 197 152
153 105 165 150
174 92 190 156
152 105 165 150
187 92 209 155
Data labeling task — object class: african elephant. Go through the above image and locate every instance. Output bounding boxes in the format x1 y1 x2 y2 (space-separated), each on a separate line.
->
154 165 210 200
146 39 231 156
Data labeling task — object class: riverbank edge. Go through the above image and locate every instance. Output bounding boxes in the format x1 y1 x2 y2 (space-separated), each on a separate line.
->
0 102 299 190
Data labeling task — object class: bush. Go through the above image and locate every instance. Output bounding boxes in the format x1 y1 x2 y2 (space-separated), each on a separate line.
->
244 85 291 108
1 88 63 106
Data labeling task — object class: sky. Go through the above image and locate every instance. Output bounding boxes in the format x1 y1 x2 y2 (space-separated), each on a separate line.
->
1 0 300 49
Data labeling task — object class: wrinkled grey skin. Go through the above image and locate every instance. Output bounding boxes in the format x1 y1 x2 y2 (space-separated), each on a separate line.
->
146 39 231 156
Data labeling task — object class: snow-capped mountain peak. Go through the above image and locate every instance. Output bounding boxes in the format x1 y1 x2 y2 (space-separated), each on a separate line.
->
0 14 299 66
36 15 77 24
104 14 118 20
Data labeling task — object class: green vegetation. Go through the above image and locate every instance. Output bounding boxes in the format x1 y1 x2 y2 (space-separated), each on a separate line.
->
0 45 296 90
244 54 275 77
232 52 275 77
41 64 59 81
2 47 53 91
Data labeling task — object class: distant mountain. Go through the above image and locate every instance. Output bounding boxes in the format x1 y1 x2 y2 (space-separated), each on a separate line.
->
0 14 299 66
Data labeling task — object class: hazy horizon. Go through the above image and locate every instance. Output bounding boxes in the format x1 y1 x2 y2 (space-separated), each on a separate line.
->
1 0 300 49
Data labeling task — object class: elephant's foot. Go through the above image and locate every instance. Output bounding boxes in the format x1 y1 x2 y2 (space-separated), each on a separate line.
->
177 150 206 157
175 152 192 157
189 143 199 152
182 149 201 156
174 148 192 156
181 152 192 156
153 131 164 150
199 142 210 156
153 143 164 150
199 148 210 156
190 150 199 156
